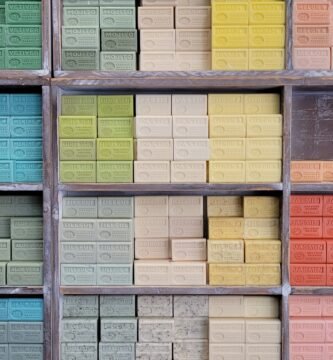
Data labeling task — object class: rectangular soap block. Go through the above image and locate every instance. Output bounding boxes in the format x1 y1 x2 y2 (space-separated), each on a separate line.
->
290 264 326 286
62 26 99 49
209 344 245 360
323 217 333 238
245 240 281 264
136 95 172 116
0 95 9 116
172 238 207 261
61 343 97 360
10 139 42 160
246 344 280 360
290 217 322 239
9 116 41 138
208 94 244 115
176 51 211 71
100 295 135 317
0 239 10 261
63 6 99 26
249 2 285 24
135 238 170 259
135 116 172 138
97 138 133 160
209 161 246 183
100 7 136 28
6 48 42 70
244 218 280 239
100 0 135 4
134 161 170 183
60 139 96 161
0 300 7 321
289 295 323 317
10 217 43 239
290 319 325 343
172 116 208 138
175 29 211 51
139 318 174 343
249 25 285 48
61 318 98 343
0 139 9 159
97 264 133 285
62 295 99 317
210 138 246 160
291 195 324 217
209 115 246 138
169 216 203 238
63 0 99 5
97 242 133 263
290 240 326 264
177 0 210 4
244 94 280 114
209 319 246 344
174 341 208 360
245 296 280 318
174 139 209 160
246 319 281 344
96 219 133 242
293 25 330 47
139 51 176 71
0 218 10 238
207 196 243 217
137 295 173 317
327 265 333 286
8 321 43 343
98 117 133 138
171 161 207 183
246 138 282 160
293 48 331 70
247 114 283 137
9 344 43 360
136 343 172 360
135 196 168 217
212 1 248 25
209 296 244 318
208 240 244 264
97 161 133 183
60 161 96 183
209 264 245 286
209 217 244 239
62 197 98 218
98 95 134 117
174 317 208 340
174 295 208 317
5 25 41 47
101 318 137 343
0 195 42 217
59 219 97 242
136 139 173 161
246 161 282 183
290 344 325 360
169 196 203 217
140 29 175 51
135 217 168 238
100 51 136 71
138 6 174 29
0 263 5 285
212 26 248 49
60 242 97 264
7 261 43 286
246 264 281 285
99 343 134 360
8 298 43 321
172 95 207 116
291 161 323 183
135 260 171 285
101 29 137 51
61 96 97 116
0 162 12 182
58 116 97 138
323 162 333 182
294 1 330 24
249 49 285 70
98 197 133 218
12 240 43 261
175 6 211 29
142 0 176 4
61 264 97 285
62 49 100 70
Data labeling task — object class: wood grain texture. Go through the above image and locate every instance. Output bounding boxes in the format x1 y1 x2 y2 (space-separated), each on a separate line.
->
0 287 43 295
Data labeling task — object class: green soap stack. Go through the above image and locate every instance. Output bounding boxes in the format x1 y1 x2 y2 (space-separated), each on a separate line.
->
62 0 137 71
59 95 134 183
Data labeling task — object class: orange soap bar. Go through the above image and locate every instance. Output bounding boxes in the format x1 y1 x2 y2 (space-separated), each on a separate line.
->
294 1 331 25
289 295 323 317
290 264 326 286
290 217 323 239
324 196 333 216
290 344 326 360
290 240 326 264
290 195 323 217
293 25 331 47
291 161 323 183
323 161 333 182
290 319 326 343
293 48 331 70
327 264 333 286
323 218 333 238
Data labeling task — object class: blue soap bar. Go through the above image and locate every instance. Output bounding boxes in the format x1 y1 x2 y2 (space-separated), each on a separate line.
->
0 161 13 182
9 94 42 116
10 139 42 160
10 116 42 138
0 139 9 159
0 95 9 116
0 300 7 321
0 117 9 138
8 299 43 321
14 161 42 183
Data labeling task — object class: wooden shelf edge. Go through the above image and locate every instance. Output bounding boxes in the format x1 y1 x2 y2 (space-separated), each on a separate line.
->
291 183 333 193
0 71 50 85
0 183 43 191
0 286 43 295
291 287 333 295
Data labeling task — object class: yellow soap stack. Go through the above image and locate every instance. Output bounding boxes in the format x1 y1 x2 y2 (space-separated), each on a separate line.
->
211 0 285 71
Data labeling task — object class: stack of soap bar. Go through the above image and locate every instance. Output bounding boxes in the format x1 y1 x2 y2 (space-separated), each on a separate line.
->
291 161 333 183
0 1 42 69
135 94 209 183
0 195 43 286
59 95 134 183
139 0 211 70
0 93 43 183
60 197 134 286
208 196 281 286
134 196 206 286
62 0 137 70
212 0 285 70
209 295 281 360
290 195 333 286
208 93 282 183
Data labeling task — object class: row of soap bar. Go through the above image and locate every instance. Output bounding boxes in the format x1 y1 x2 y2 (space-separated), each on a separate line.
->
291 161 333 183
0 261 43 286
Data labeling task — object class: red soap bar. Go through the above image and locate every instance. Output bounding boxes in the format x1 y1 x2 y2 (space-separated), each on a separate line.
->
327 264 333 286
293 25 331 48
289 295 323 317
322 296 333 316
290 195 323 217
290 264 326 286
291 161 323 183
290 318 326 343
326 241 333 263
290 240 326 264
290 217 323 239
294 1 331 25
290 344 326 360
324 196 333 216
323 218 333 238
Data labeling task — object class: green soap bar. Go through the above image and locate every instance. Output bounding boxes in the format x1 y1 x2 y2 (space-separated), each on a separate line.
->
62 26 99 49
100 7 136 29
62 295 99 317
61 318 98 343
98 117 133 138
8 321 43 343
99 343 134 360
61 96 97 116
97 242 133 264
100 318 137 343
97 161 133 183
60 161 97 183
0 263 5 285
5 25 41 47
60 242 97 263
0 344 8 360
0 240 10 261
10 217 43 239
6 261 43 286
6 48 42 69
0 218 10 238
98 96 134 117
60 139 96 160
0 196 42 217
100 295 135 317
61 264 97 285
63 0 98 6
59 116 97 138
62 197 98 218
63 7 99 26
0 27 5 47
9 344 43 360
97 264 133 285
100 52 136 71
97 197 134 218
0 8 4 24
0 322 7 343
62 49 99 70
99 0 135 5
0 49 4 69
101 29 137 51
11 240 43 261
97 139 133 160
61 343 97 360
96 219 133 242
5 2 41 24
59 219 97 242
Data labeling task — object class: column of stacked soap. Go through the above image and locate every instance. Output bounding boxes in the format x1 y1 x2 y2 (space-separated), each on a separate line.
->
0 93 42 183
209 295 281 360
0 195 43 286
62 0 137 71
293 0 333 70
0 1 42 69
291 161 333 183
0 298 43 360
290 195 333 287
139 0 211 71
208 93 282 183
208 196 281 286
59 95 134 183
134 196 206 286
135 94 208 183
211 0 285 71
60 197 134 286
289 295 333 358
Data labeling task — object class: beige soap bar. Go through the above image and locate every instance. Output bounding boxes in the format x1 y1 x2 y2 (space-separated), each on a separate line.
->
169 216 204 238
209 217 244 239
135 196 168 217
138 7 174 29
177 0 210 5
176 6 211 29
171 261 206 285
135 238 170 259
136 139 174 160
176 29 211 51
246 264 281 286
244 218 280 239
142 0 176 5
135 116 173 138
207 196 243 217
136 95 172 116
210 344 246 360
244 196 280 218
173 116 208 138
137 295 173 317
135 260 171 285
140 30 176 51
172 95 207 116
134 161 171 183
172 238 207 261
176 52 211 71
169 196 203 216
135 217 169 238
171 161 207 183
209 296 244 318
246 319 281 344
246 344 280 360
174 139 209 160
244 296 280 318
209 319 246 344
139 318 174 343
208 240 244 264
140 52 176 71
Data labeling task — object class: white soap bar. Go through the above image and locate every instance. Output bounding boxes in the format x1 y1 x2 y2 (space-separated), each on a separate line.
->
134 161 171 183
135 238 170 259
171 161 207 183
176 52 211 71
136 139 174 161
172 238 207 261
135 116 173 138
135 196 168 217
174 139 209 160
140 52 176 71
169 196 203 216
135 217 169 238
172 95 207 115
169 216 204 238
172 116 208 138
136 95 172 116
140 30 176 51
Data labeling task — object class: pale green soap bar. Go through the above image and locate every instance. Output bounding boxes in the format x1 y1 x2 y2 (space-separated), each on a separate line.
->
11 240 43 261
0 240 10 261
61 318 98 343
99 0 135 5
100 52 136 71
10 217 43 239
60 139 96 160
97 161 133 183
0 27 5 47
96 219 133 242
0 263 5 285
63 0 98 6
59 116 97 138
97 264 133 285
5 48 42 70
8 321 43 343
0 322 7 343
101 318 137 343
5 2 41 24
61 96 97 116
97 138 133 161
0 7 5 24
62 197 98 218
100 295 135 317
0 218 10 238
6 261 43 286
5 25 41 47
100 7 136 29
101 29 137 51
60 242 97 263
99 343 135 360
60 161 97 183
59 219 97 242
63 7 99 26
61 343 97 360
62 295 99 317
98 117 133 138
62 26 99 49
97 242 133 264
97 197 134 218
9 344 43 360
62 49 99 70
98 96 134 117
61 264 97 285
0 49 5 69
12 195 42 217
0 344 8 360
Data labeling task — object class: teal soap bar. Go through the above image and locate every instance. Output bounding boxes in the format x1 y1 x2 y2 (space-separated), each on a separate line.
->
99 0 135 5
63 0 99 6
10 94 42 116
98 95 134 117
0 95 9 116
63 7 99 26
0 161 13 183
100 7 136 29
60 242 97 264
60 139 96 161
5 2 41 24
7 261 43 286
101 29 137 51
12 240 43 261
0 240 10 261
0 139 10 159
100 52 136 71
0 7 5 24
10 217 43 239
0 300 7 321
62 295 99 317
62 49 99 70
0 344 7 360
61 343 97 360
5 48 42 69
97 242 133 263
0 218 10 238
99 343 135 360
100 295 135 317
96 219 133 242
9 344 43 360
61 264 97 285
62 26 99 49
10 116 42 138
0 117 10 137
14 161 43 182
61 96 97 116
8 298 43 321
59 219 97 242
0 322 7 343
62 197 98 218
97 197 134 218
8 321 43 343
0 264 5 285
10 139 42 160
5 25 42 47
97 264 133 285
61 318 98 342
101 318 137 343
0 27 5 47
96 161 133 183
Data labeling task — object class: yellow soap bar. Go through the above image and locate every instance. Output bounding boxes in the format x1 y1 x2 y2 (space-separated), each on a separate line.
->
209 264 246 285
244 94 280 114
210 138 246 160
249 49 285 71
244 218 280 240
209 161 246 183
249 2 285 25
212 1 249 25
209 217 244 239
247 114 283 137
212 26 249 49
245 264 281 285
209 115 247 138
208 94 244 115
246 161 282 183
245 240 281 264
212 49 249 71
246 138 282 160
249 25 285 48
208 240 244 263
207 196 243 217
243 196 280 218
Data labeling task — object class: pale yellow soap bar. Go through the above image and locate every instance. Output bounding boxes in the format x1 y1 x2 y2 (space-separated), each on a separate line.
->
244 94 280 114
169 196 203 217
246 138 282 160
174 139 210 161
243 196 280 218
246 319 281 344
208 94 244 115
176 51 211 71
209 264 245 285
246 160 282 183
249 49 285 71
244 218 280 240
212 49 249 71
171 238 207 261
245 240 281 264
209 318 246 344
210 138 246 160
209 115 246 138
135 196 168 217
135 238 170 260
208 240 244 264
209 295 244 317
247 114 283 137
209 217 244 239
212 26 249 49
209 161 246 183
171 161 207 183
134 260 171 285
245 264 281 285
207 196 243 217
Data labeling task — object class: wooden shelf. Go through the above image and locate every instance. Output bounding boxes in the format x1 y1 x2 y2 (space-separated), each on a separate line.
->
0 184 43 191
291 184 333 193
291 287 333 295
0 71 50 85
0 287 43 295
